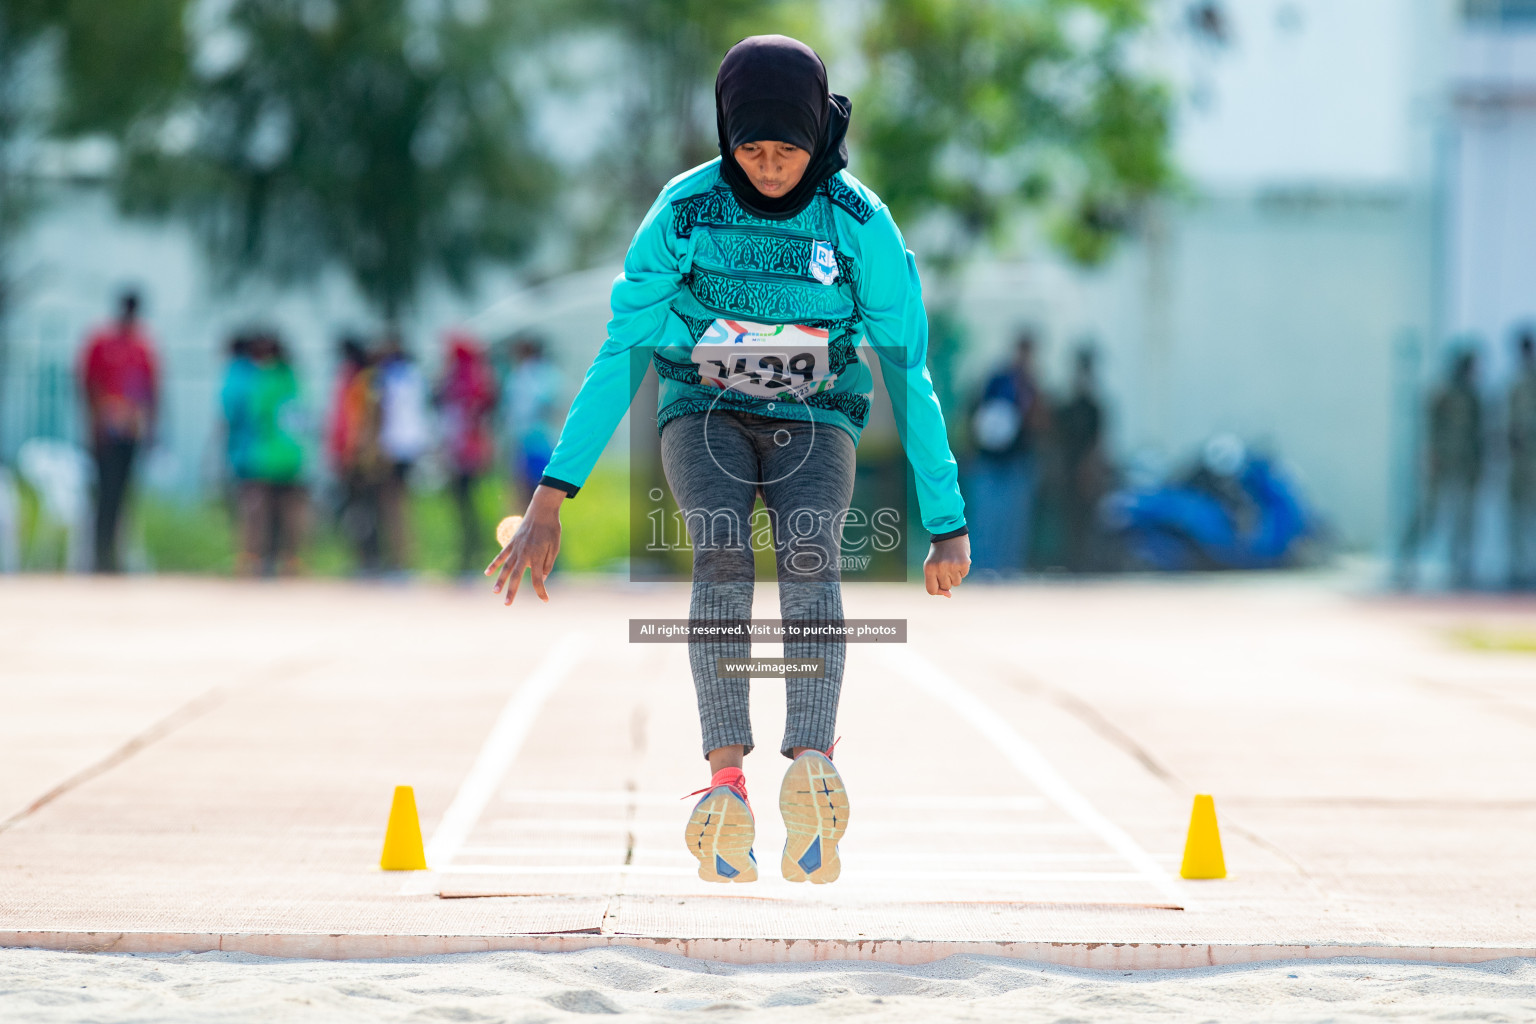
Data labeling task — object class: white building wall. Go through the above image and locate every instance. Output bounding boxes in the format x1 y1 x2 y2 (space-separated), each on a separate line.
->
1447 31 1536 371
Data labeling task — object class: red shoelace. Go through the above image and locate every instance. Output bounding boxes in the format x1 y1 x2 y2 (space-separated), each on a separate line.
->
682 738 842 810
684 766 751 811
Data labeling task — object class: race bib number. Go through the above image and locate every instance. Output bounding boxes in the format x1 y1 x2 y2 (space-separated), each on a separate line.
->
692 319 838 402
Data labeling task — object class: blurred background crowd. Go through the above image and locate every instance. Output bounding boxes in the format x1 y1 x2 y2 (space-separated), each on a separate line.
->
65 286 564 578
2 0 1535 590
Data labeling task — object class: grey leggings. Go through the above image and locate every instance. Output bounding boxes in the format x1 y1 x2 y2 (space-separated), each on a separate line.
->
660 410 855 758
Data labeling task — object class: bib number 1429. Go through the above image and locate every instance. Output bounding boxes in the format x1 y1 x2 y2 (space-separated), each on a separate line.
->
692 319 837 402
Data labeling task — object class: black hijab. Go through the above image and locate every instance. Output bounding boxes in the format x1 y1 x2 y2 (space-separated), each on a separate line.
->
715 35 852 220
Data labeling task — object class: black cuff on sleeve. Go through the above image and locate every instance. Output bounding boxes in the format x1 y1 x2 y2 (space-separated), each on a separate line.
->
929 525 969 543
538 475 581 498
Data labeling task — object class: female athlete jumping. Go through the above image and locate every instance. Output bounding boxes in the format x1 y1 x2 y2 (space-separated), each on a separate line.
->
487 34 970 884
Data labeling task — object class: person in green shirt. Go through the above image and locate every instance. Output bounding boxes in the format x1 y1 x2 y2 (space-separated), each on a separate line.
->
236 333 308 576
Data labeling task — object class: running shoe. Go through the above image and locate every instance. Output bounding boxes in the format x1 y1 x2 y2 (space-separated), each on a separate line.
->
683 767 758 883
779 749 849 883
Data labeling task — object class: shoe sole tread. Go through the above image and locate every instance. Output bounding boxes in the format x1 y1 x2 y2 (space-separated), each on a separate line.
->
684 788 758 883
779 752 849 884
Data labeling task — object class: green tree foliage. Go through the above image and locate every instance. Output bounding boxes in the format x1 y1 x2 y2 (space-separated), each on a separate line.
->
556 0 822 257
119 0 553 320
46 0 188 135
857 0 1174 272
25 0 1171 314
0 0 187 253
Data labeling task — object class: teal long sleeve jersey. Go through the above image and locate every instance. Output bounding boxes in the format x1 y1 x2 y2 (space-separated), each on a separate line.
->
541 159 967 538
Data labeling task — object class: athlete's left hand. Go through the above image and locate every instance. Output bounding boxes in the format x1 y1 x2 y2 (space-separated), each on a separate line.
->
924 535 971 598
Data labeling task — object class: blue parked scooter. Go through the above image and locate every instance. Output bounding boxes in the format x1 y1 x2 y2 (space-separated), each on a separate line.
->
1103 436 1318 571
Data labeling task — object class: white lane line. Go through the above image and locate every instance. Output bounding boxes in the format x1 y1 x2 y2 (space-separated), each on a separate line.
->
436 863 1151 883
855 795 1048 811
499 790 1047 811
477 817 643 833
476 817 1086 837
875 646 1185 906
810 851 1146 866
456 846 1136 865
402 631 586 892
436 864 694 877
817 869 1150 883
501 789 684 807
458 846 630 858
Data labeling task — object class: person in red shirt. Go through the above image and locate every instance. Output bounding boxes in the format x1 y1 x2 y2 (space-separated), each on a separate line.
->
78 290 159 573
434 332 497 575
326 336 386 573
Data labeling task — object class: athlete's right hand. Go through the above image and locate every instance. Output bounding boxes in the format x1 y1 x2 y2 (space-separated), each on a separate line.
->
486 485 565 605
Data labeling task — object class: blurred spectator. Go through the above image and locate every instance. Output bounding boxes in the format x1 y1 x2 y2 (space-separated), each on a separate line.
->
78 289 159 573
220 333 258 498
236 333 308 576
1056 345 1109 572
1509 329 1536 589
0 465 17 572
967 330 1049 574
376 330 431 572
435 332 497 575
327 336 385 573
1398 348 1483 589
1187 1 1232 45
502 333 562 502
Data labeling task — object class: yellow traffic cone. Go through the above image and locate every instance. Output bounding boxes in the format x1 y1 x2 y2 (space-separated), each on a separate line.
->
1179 793 1227 879
380 785 427 870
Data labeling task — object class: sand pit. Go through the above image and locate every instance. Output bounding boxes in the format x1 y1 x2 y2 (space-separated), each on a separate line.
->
2 947 1534 1022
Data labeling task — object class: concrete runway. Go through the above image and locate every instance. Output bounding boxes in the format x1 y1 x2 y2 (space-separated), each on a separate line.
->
1 574 1532 966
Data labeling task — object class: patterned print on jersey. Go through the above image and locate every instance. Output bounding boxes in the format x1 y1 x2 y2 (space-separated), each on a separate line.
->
698 231 838 282
823 175 876 224
653 350 704 386
687 269 852 323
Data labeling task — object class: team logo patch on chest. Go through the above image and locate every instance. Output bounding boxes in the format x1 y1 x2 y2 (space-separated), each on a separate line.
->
809 240 839 285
